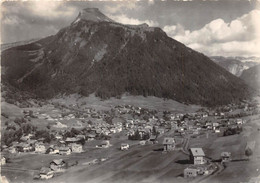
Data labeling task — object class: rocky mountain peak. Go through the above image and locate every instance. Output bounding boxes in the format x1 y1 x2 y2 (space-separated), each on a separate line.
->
72 8 114 24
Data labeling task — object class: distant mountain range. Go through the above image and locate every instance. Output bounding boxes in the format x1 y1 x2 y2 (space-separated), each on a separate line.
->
210 56 259 77
1 8 255 106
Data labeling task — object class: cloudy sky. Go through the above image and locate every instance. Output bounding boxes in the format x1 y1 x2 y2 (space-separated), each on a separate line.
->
1 0 260 57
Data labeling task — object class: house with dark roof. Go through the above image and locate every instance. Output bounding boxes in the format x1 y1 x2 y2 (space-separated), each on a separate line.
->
39 167 54 179
87 134 96 141
163 137 175 151
50 159 66 172
65 137 80 144
58 146 71 155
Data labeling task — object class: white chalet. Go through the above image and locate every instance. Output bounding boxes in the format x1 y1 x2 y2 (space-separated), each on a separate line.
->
190 148 206 165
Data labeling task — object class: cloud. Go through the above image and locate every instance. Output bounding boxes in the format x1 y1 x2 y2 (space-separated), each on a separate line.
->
1 1 73 43
2 16 25 25
28 1 77 20
148 0 155 5
104 2 138 14
163 9 260 57
109 14 159 27
1 1 77 24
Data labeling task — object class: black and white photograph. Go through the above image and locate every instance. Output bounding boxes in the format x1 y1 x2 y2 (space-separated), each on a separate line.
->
1 0 260 182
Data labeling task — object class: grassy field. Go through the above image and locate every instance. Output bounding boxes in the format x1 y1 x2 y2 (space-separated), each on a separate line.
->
190 115 260 183
1 129 190 183
38 144 190 183
50 93 202 113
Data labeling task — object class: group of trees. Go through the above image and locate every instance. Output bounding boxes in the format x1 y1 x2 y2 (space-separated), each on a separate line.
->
223 126 243 136
245 148 253 158
3 129 23 146
35 129 55 143
152 126 159 136
14 117 27 126
62 128 86 145
3 118 38 146
128 130 150 140
63 128 81 139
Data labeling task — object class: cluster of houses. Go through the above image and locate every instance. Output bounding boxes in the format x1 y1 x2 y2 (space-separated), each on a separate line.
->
38 159 67 179
4 103 247 156
2 102 253 169
2 134 86 155
184 148 232 178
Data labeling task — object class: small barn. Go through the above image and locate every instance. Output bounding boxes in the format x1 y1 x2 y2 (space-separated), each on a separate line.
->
121 143 129 150
184 167 198 178
221 152 231 162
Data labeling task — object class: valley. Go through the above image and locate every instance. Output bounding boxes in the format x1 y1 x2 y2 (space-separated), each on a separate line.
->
1 95 260 183
1 5 260 183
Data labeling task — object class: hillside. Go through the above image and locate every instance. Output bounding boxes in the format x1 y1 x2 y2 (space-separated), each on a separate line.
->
210 56 258 77
240 64 260 91
1 8 254 106
0 38 40 52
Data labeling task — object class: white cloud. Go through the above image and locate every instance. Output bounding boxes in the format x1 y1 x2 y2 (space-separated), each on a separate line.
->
2 16 25 25
109 14 159 27
28 1 77 20
163 9 260 57
104 2 138 14
2 1 77 21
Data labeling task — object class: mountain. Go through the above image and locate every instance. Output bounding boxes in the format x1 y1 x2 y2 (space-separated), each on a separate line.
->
72 8 114 24
1 8 254 106
210 56 258 77
233 56 260 63
1 38 40 52
240 64 260 91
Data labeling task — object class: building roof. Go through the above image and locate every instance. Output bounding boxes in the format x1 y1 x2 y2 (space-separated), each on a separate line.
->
150 135 157 141
58 146 71 151
163 137 175 145
51 159 65 165
65 137 79 142
121 143 129 146
40 167 53 174
101 140 110 145
76 135 86 139
87 134 96 138
221 152 231 157
190 148 205 157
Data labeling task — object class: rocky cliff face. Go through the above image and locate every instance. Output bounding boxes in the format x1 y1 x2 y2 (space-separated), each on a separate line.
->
210 56 258 77
1 8 254 106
